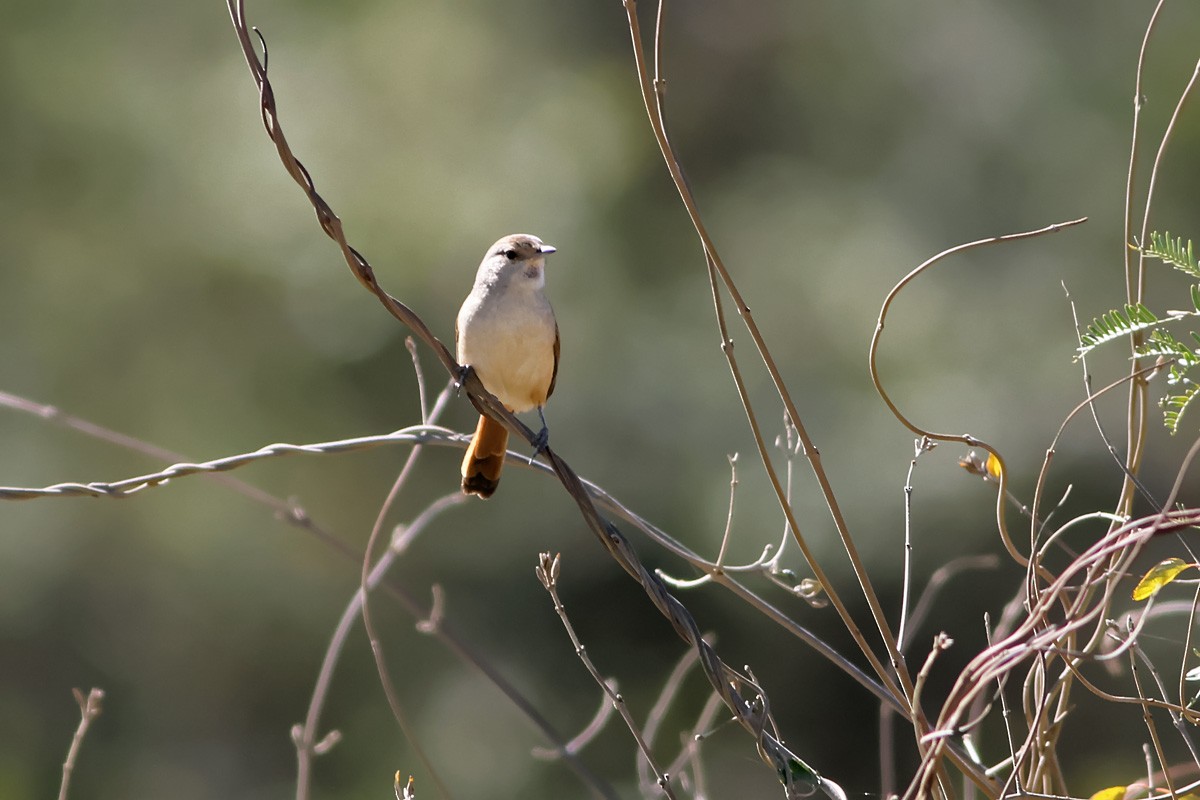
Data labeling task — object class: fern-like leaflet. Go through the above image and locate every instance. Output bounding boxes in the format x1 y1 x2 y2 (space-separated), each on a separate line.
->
1076 302 1159 356
1078 231 1200 433
1142 231 1200 279
1134 329 1200 373
1162 384 1200 436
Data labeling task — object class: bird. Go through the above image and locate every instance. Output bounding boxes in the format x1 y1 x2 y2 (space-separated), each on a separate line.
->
455 234 559 498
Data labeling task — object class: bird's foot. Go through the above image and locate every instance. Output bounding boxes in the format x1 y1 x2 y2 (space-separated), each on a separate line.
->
455 364 474 393
529 426 550 462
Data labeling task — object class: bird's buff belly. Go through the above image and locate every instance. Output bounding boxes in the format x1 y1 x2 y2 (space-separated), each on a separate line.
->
459 323 555 413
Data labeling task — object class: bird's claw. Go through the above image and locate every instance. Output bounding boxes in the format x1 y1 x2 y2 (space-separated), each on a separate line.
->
529 426 550 462
455 364 473 393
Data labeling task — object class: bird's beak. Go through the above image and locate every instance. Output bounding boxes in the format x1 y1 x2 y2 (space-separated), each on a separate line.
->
539 244 557 255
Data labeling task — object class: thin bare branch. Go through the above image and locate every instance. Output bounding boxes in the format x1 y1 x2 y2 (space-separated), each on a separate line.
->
536 552 678 799
531 683 619 762
1120 8 1199 518
1129 643 1177 798
638 640 705 793
898 436 937 652
58 688 105 800
0 426 453 500
667 691 724 798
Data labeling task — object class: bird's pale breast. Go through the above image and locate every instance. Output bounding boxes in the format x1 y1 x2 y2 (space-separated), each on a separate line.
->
457 289 556 413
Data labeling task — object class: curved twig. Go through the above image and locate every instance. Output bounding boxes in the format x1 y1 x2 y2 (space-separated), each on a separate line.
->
869 218 1087 571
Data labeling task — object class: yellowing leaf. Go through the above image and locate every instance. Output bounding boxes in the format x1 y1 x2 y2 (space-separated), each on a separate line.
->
986 452 1003 479
1088 787 1127 800
1132 557 1196 601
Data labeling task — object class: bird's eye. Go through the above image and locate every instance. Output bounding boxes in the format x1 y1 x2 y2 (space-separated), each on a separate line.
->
504 249 518 260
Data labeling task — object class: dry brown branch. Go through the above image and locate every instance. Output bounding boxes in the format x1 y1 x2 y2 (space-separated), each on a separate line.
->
907 507 1200 800
1120 5 1200 519
1116 1 1167 526
1130 634 1200 774
1124 0 1167 305
1128 642 1177 798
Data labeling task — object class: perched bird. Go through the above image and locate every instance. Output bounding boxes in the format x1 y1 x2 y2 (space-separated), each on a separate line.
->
455 234 559 498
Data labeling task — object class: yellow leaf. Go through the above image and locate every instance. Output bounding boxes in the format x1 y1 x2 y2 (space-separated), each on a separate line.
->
1088 787 1126 800
1132 557 1196 601
986 452 1003 479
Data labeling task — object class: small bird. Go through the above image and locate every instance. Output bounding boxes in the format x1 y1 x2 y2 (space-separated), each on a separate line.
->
456 234 559 498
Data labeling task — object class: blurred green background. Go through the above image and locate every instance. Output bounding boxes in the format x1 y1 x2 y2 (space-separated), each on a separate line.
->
3 1 1200 797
